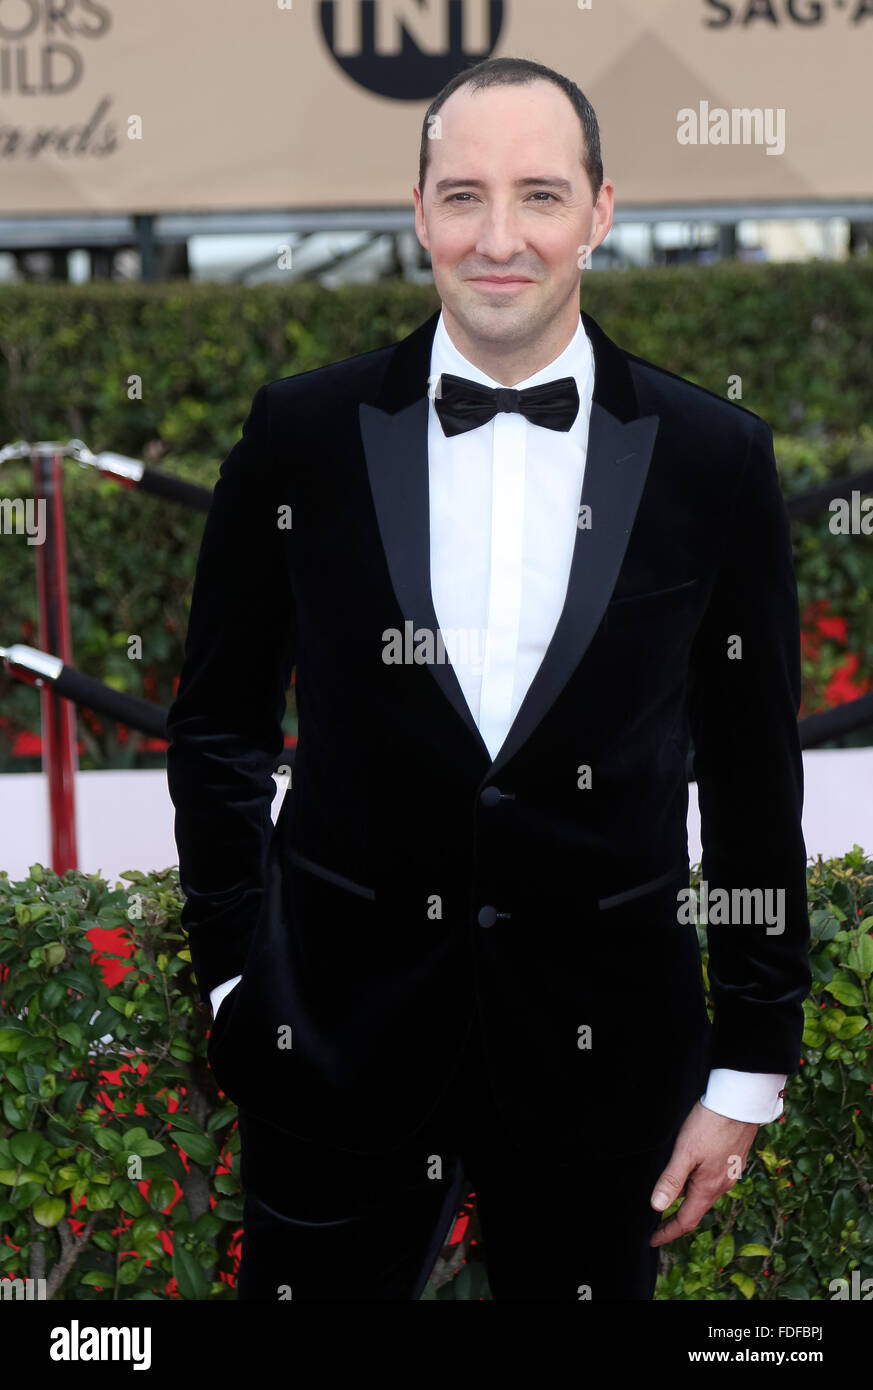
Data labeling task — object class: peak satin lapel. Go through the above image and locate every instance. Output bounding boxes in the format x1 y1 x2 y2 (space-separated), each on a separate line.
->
358 392 660 775
488 406 659 777
359 394 492 763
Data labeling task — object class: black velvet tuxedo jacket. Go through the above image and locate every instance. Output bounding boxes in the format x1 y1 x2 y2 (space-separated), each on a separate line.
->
166 305 812 1159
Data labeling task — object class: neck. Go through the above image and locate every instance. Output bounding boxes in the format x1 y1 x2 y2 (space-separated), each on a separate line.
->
441 303 580 386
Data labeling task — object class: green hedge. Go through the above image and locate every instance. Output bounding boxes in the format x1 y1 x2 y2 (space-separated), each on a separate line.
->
0 267 871 768
0 848 870 1300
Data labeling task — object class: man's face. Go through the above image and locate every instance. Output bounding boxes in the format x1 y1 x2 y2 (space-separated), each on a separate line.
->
413 80 613 352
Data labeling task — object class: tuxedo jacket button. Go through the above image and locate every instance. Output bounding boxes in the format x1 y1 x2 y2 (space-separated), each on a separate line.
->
480 786 502 807
478 905 499 928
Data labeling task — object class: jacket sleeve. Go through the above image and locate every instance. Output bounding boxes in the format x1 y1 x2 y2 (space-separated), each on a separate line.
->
687 416 811 1074
166 384 296 1005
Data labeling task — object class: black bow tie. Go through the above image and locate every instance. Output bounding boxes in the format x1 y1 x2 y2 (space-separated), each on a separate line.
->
433 372 580 437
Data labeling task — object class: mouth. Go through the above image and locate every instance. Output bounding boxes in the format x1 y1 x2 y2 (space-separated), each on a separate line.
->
468 276 535 291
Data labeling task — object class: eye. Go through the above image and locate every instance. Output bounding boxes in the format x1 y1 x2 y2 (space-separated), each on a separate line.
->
446 191 559 204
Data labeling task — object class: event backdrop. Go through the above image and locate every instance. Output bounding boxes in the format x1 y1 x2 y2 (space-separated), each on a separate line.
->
0 0 870 215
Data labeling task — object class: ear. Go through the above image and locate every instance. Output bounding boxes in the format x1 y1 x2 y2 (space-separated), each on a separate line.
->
413 185 429 250
588 178 615 255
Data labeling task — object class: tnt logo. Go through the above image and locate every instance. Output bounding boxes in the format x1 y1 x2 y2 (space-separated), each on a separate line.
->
320 0 505 99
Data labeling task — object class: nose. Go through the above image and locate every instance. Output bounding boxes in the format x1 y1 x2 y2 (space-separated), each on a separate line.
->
473 200 528 265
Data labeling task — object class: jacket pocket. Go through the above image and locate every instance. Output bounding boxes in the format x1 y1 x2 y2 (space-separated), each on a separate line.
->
206 980 241 1072
597 863 684 911
607 576 699 607
287 848 375 901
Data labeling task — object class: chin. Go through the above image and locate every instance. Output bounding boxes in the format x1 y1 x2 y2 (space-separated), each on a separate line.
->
453 295 536 332
473 304 542 342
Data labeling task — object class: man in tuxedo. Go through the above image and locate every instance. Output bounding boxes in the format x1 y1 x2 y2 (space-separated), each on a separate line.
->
166 56 811 1301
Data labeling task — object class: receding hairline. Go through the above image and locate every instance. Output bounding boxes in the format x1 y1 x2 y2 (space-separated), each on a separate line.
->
418 64 602 201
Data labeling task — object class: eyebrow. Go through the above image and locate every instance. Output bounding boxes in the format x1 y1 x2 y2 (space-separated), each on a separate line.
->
434 176 574 195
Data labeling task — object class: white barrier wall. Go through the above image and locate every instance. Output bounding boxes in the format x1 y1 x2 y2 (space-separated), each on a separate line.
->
0 750 870 886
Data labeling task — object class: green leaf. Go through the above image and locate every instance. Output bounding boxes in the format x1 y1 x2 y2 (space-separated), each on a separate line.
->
830 881 855 920
87 1010 118 1039
3 1094 28 1129
132 1215 162 1243
18 1035 53 1061
161 1111 202 1134
821 1008 848 1034
9 1133 40 1167
193 1212 223 1240
57 1080 88 1117
136 1139 165 1157
826 975 864 1007
121 1127 164 1157
118 1186 147 1217
755 1145 779 1176
32 1196 66 1228
118 1256 145 1285
715 1233 735 1267
846 932 873 977
147 1178 176 1211
57 1023 84 1048
809 953 834 984
172 1241 209 1300
93 1127 123 1153
729 1272 755 1299
86 1184 115 1211
97 906 132 929
0 1029 25 1054
737 1244 771 1257
830 1188 859 1235
837 1016 868 1039
213 1198 244 1223
810 909 840 943
206 1105 238 1132
174 1131 219 1167
0 1167 45 1186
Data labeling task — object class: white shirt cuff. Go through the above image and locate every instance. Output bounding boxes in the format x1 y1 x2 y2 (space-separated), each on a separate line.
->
209 975 243 1017
700 1068 787 1123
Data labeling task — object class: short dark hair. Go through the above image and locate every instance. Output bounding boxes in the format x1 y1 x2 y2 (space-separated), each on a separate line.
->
418 56 603 203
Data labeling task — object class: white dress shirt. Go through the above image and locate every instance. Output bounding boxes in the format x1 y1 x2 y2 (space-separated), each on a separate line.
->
209 309 787 1126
